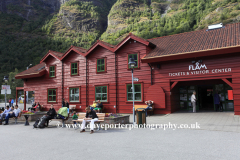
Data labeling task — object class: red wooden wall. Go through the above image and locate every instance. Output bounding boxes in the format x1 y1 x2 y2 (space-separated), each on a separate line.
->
24 56 63 110
62 50 86 112
150 52 240 115
86 46 116 113
116 40 152 113
22 38 240 115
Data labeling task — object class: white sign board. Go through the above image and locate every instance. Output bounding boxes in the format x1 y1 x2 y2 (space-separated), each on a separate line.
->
133 77 139 82
7 89 11 94
2 85 10 90
1 89 11 95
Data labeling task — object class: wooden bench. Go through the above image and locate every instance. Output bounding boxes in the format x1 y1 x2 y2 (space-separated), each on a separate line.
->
73 113 105 130
1 112 22 124
134 105 154 116
69 105 76 113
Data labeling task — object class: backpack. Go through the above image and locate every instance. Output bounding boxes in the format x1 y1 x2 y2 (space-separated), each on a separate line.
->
33 116 47 129
33 119 40 128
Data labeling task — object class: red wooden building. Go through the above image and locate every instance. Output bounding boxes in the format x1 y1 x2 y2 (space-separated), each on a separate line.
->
16 23 240 115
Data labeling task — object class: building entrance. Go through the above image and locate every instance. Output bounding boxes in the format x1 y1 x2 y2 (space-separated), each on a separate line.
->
177 80 234 112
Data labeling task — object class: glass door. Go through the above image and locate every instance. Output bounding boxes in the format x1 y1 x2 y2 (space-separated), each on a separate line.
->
214 84 234 111
180 86 198 111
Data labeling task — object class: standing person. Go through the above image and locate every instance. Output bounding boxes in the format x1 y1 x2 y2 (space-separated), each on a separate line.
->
80 106 98 134
144 100 154 116
62 99 65 107
9 99 11 107
65 100 69 108
191 91 197 113
214 91 221 112
11 99 14 107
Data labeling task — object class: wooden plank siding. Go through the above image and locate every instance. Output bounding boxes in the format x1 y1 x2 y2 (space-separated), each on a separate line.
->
62 51 87 112
21 36 240 115
24 56 63 110
150 52 240 115
116 40 152 113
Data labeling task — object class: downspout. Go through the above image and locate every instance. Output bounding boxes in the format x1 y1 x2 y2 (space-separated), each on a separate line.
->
115 53 118 113
62 61 64 102
148 63 153 85
86 57 88 107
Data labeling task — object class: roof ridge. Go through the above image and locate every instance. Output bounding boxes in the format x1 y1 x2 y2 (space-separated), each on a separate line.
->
147 22 240 41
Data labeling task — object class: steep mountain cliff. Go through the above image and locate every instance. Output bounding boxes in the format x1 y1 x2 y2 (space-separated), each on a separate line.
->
0 0 240 79
101 0 240 44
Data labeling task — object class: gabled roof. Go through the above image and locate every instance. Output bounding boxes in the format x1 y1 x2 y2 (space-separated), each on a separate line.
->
142 23 240 62
15 63 46 79
61 46 87 60
84 40 115 57
40 50 65 63
114 33 155 52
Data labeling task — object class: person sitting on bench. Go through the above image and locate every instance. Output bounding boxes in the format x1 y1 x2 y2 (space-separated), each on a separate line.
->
90 101 97 110
28 102 36 111
4 105 21 125
144 100 154 117
45 104 56 124
94 100 103 113
0 106 11 122
80 106 98 134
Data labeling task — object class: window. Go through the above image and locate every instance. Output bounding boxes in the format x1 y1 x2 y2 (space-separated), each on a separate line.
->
128 54 138 68
71 63 78 75
69 88 79 102
127 84 142 101
49 66 55 77
48 89 57 102
97 59 105 72
95 86 107 102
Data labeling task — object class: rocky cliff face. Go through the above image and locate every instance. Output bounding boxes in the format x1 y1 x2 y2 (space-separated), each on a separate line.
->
0 0 64 20
101 0 174 40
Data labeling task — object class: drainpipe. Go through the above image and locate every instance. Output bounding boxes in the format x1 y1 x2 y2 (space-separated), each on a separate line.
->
86 57 88 107
148 63 153 85
62 61 64 101
115 53 118 113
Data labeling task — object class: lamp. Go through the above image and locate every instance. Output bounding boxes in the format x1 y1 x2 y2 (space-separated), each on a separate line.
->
129 58 136 68
3 76 9 107
128 58 136 125
27 64 32 70
3 76 9 84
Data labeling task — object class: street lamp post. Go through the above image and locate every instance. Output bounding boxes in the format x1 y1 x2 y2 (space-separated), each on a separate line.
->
3 76 9 107
128 58 136 125
26 64 32 104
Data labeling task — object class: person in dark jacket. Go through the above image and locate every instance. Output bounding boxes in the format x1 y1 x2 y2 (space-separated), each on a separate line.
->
65 100 69 108
62 99 65 107
45 104 56 124
80 106 98 134
214 91 221 111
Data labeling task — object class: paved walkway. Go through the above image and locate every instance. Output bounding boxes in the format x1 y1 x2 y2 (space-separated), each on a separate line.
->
126 111 240 133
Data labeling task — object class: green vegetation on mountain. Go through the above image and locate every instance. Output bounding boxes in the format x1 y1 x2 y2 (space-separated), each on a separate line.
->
0 0 240 81
101 0 240 44
0 0 116 80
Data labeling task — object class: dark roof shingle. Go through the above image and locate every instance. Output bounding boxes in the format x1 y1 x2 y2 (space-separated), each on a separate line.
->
144 23 240 59
15 63 46 78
